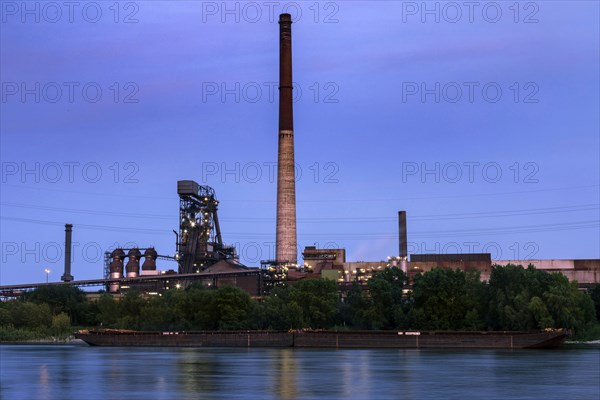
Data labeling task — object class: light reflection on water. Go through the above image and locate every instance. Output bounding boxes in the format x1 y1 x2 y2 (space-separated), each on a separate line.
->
1 344 599 400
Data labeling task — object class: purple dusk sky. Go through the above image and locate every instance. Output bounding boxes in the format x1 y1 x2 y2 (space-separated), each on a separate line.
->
1 1 599 285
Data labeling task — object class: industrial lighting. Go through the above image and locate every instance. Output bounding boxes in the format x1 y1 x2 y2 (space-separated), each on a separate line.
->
44 268 50 283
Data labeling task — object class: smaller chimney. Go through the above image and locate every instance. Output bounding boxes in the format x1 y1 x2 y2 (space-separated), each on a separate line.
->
61 224 74 282
398 211 408 273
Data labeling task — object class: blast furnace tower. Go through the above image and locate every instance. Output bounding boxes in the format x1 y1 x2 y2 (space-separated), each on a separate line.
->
275 13 298 264
176 180 236 274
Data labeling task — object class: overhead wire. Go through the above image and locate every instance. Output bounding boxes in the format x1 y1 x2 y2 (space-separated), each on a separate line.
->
2 216 597 239
1 202 598 222
2 183 598 203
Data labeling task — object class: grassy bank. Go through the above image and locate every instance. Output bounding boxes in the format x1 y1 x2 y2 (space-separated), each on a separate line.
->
0 325 75 343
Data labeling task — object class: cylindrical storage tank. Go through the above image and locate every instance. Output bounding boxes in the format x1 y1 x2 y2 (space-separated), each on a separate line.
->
109 248 125 293
142 248 158 273
125 248 142 278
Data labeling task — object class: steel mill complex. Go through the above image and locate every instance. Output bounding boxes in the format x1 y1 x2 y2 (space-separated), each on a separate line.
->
1 14 598 299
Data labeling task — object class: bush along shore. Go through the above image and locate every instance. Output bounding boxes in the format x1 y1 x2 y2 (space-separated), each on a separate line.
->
2 264 600 343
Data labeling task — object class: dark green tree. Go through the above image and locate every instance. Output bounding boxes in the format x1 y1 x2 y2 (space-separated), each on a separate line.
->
24 285 87 323
487 264 537 330
50 313 72 337
179 285 216 330
589 284 600 321
411 268 485 330
366 279 402 328
289 279 339 329
259 285 303 330
542 273 596 332
347 267 408 330
488 264 597 332
212 286 254 330
8 302 52 331
528 296 554 329
339 282 369 329
96 293 121 327
116 291 145 329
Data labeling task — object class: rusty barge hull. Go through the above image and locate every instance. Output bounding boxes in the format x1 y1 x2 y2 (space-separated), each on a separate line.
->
74 330 567 349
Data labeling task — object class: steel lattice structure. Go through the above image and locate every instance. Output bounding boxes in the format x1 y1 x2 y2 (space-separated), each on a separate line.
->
176 181 235 274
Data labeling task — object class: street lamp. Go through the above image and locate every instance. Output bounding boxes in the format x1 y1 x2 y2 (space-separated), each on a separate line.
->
44 268 50 283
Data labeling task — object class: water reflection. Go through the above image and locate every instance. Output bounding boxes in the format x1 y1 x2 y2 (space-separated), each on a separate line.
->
0 345 598 399
272 349 298 400
177 349 222 394
38 363 49 400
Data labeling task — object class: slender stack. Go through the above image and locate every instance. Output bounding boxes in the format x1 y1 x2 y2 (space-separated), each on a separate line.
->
399 211 407 259
61 224 74 282
399 211 408 273
275 13 297 264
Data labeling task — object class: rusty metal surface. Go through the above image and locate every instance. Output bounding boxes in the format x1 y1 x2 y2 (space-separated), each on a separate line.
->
75 329 567 349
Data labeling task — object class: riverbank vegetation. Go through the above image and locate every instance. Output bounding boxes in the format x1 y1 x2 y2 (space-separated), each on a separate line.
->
1 264 599 342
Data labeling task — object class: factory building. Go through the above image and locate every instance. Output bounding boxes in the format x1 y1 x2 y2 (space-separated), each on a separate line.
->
407 253 493 281
492 259 600 287
356 257 598 288
291 247 346 282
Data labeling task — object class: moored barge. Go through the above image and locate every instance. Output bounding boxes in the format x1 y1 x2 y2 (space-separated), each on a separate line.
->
74 329 567 349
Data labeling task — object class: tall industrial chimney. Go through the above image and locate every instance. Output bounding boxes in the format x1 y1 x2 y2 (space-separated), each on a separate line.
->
398 211 408 273
275 13 297 264
61 224 74 282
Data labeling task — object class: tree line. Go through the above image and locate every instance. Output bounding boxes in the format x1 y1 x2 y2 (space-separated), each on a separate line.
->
1 264 599 341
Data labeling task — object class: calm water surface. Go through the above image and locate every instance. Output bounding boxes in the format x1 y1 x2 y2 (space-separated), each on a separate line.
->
1 344 598 400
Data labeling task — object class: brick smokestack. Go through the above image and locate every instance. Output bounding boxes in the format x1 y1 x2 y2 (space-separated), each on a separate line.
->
276 13 297 264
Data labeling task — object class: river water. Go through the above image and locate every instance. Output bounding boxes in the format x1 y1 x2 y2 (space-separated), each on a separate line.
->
1 344 598 400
